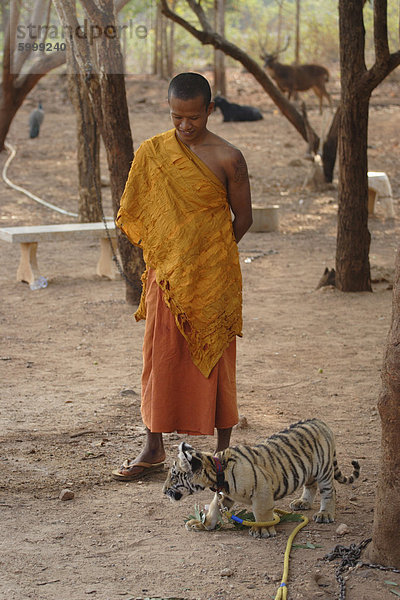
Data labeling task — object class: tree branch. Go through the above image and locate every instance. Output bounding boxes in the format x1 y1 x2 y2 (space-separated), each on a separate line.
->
360 0 400 93
53 0 93 76
13 0 52 76
14 49 67 95
186 0 213 34
115 0 132 11
3 0 20 90
364 50 400 92
374 0 390 65
357 0 400 94
80 0 106 26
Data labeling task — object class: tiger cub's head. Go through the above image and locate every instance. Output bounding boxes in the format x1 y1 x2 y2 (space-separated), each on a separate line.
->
163 442 209 502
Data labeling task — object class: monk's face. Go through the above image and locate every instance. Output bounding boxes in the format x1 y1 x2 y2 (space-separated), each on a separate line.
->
169 94 214 144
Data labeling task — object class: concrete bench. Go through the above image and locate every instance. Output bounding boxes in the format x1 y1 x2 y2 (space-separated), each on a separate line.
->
0 222 118 285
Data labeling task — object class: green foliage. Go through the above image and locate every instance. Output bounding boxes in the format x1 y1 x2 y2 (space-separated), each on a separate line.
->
2 0 399 77
279 511 304 522
184 503 207 524
386 580 400 597
229 508 256 530
292 541 322 549
229 509 304 528
184 504 223 529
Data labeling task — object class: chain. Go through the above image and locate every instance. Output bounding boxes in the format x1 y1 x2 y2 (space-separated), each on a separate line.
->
68 31 136 288
324 538 400 600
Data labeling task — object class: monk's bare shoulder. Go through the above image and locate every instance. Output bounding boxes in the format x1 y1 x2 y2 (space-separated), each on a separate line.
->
207 132 248 184
207 130 240 154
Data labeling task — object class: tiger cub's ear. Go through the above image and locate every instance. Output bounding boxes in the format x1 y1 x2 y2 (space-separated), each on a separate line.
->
178 442 195 472
177 442 203 473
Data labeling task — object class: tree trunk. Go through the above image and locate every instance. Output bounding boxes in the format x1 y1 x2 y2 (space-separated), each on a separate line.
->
0 92 21 151
96 69 144 305
0 65 63 151
335 94 371 291
167 2 176 77
92 8 144 304
65 15 102 224
161 11 168 78
67 73 102 223
0 0 7 34
368 247 400 567
322 107 340 183
276 0 283 52
213 0 226 96
53 0 144 305
154 2 163 76
335 0 372 292
294 0 300 64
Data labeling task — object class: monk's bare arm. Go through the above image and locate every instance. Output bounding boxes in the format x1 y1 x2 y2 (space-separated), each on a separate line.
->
225 149 253 243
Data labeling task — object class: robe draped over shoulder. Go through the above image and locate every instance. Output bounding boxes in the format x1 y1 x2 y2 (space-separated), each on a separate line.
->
116 128 242 378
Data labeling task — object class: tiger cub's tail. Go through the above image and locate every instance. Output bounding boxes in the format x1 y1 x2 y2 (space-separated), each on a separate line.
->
333 456 360 484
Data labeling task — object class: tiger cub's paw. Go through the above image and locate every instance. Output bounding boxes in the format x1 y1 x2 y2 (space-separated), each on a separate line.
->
249 525 277 539
185 518 207 531
289 498 312 511
313 510 334 524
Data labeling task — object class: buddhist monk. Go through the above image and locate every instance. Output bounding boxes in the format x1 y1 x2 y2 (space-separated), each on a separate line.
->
112 72 253 480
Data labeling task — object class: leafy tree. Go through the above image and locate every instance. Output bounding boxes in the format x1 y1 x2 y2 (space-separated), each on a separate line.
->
0 0 65 151
160 0 320 153
336 0 400 292
0 0 130 152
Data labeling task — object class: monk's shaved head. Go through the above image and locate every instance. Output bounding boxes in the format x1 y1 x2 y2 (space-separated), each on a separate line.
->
168 72 212 109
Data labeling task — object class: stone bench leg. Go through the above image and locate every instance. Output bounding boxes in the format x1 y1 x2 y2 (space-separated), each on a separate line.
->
17 242 40 284
97 237 118 279
368 189 377 215
380 195 395 219
368 189 395 219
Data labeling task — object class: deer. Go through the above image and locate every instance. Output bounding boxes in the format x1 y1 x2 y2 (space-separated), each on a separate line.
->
260 41 332 114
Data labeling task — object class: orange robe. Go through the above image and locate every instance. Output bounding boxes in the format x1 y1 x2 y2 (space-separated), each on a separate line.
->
116 129 242 434
141 269 238 435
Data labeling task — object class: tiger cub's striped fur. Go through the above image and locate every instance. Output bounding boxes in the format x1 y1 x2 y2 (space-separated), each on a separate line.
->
163 418 360 538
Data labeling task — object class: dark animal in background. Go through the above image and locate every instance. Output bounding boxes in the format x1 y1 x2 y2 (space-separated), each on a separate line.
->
213 95 263 122
316 267 336 289
260 51 332 113
29 102 44 138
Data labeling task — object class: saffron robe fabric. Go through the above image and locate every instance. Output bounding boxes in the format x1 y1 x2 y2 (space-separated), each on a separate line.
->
116 128 243 377
141 269 238 435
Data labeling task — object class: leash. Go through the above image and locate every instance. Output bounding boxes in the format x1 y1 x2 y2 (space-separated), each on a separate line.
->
223 508 309 600
210 457 308 598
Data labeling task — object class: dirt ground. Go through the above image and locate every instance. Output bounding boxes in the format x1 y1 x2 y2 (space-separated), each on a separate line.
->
1 69 400 600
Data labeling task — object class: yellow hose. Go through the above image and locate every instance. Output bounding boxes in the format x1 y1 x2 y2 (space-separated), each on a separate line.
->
225 508 309 600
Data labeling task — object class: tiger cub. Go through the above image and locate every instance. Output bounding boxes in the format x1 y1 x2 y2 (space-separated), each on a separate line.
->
163 418 360 538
